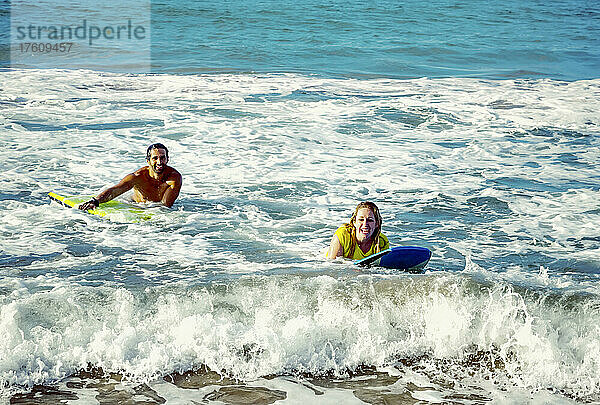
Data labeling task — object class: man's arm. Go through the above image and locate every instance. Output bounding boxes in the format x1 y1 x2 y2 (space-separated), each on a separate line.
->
78 173 138 210
161 171 182 208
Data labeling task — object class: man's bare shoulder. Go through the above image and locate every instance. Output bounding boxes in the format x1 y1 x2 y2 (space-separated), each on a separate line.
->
133 166 150 176
169 167 182 179
115 168 146 186
129 167 155 183
131 165 180 183
164 166 182 182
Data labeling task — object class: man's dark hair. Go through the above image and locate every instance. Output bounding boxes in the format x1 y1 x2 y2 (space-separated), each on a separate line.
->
146 143 169 160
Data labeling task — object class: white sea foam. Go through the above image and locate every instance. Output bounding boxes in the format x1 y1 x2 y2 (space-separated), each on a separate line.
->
1 274 599 401
1 69 600 402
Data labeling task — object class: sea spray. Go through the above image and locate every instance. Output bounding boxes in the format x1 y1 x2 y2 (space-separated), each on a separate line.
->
2 273 600 401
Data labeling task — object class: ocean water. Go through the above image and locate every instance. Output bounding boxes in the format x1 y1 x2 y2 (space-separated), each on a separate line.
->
150 0 600 80
1 0 600 404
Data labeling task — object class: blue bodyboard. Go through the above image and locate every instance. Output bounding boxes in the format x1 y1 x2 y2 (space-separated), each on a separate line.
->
355 246 431 272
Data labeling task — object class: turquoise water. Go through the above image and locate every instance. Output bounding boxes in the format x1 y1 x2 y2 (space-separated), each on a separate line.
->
1 1 600 404
152 0 600 79
152 0 600 80
3 0 600 78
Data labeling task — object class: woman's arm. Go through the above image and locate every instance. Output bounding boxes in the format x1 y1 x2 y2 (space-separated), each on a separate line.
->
327 234 344 259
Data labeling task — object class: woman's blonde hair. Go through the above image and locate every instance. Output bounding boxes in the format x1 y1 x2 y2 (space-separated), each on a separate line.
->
343 201 383 257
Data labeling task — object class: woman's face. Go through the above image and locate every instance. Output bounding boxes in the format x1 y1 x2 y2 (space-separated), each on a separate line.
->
354 207 376 242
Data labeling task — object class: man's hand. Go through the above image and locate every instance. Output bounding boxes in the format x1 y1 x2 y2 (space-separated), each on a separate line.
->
79 198 99 211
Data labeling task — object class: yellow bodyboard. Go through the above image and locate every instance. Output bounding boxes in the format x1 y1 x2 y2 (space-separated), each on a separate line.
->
48 192 153 222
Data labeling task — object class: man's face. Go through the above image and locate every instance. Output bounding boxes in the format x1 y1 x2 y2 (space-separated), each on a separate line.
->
148 148 168 174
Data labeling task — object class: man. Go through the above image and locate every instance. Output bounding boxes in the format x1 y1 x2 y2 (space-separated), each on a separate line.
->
79 143 182 210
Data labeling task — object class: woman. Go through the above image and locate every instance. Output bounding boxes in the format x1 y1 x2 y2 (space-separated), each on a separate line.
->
327 201 389 260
